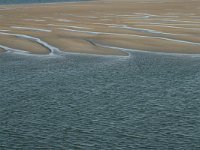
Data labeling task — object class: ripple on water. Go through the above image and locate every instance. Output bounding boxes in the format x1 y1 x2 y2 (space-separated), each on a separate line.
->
0 51 200 149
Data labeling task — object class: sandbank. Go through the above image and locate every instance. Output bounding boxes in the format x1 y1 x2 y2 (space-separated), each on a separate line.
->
0 0 200 55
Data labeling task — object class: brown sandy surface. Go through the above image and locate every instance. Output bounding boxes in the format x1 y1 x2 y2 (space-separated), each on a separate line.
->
0 48 4 52
0 35 49 54
0 0 200 55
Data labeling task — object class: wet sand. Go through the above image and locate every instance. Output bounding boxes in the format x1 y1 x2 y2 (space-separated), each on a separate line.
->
0 0 200 55
0 34 49 54
0 48 4 53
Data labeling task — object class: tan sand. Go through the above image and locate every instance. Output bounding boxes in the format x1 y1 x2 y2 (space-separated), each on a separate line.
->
0 35 49 54
0 0 200 55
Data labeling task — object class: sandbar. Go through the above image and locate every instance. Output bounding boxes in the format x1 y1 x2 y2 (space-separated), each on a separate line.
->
0 0 200 55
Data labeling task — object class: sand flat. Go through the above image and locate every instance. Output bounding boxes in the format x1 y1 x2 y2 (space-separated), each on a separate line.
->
0 34 49 54
0 0 200 55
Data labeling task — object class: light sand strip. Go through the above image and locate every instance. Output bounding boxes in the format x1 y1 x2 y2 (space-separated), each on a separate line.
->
24 19 46 22
110 25 185 35
59 28 200 46
0 32 60 55
11 26 52 32
48 24 92 29
94 42 200 57
0 44 30 54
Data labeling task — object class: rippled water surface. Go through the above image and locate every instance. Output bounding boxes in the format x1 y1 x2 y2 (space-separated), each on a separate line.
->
0 51 200 149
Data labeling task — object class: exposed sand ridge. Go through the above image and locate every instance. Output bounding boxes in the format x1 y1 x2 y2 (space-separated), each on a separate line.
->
0 0 200 55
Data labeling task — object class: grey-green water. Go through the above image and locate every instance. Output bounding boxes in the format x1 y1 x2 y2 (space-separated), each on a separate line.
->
0 51 200 149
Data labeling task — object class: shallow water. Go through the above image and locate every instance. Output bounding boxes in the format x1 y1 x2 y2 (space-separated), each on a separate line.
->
0 51 200 149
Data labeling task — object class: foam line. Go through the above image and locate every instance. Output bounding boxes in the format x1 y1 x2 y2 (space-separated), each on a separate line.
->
59 28 200 46
161 19 200 24
11 26 52 32
92 23 118 26
48 24 92 29
65 14 98 19
24 19 46 22
59 28 100 35
129 23 200 30
110 25 184 35
94 42 200 57
0 32 61 55
56 19 74 22
0 44 30 54
126 22 200 27
0 30 10 32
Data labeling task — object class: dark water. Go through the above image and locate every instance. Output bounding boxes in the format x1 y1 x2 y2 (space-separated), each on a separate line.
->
0 51 200 149
0 0 86 5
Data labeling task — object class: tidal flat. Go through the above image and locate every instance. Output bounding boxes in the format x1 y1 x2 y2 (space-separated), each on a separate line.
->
0 0 200 150
0 0 200 56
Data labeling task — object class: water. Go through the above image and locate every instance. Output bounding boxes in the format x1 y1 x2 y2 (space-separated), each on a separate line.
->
0 51 200 149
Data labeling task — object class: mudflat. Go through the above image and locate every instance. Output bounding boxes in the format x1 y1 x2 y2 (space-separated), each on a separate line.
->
0 0 200 55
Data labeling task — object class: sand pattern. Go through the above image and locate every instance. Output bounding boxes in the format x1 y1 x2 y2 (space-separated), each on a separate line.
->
0 0 200 56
